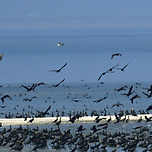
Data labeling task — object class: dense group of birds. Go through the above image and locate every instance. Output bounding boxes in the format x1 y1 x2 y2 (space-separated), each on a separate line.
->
0 47 152 152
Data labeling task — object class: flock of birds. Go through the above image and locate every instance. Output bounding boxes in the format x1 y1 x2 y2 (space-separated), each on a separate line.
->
1 46 152 152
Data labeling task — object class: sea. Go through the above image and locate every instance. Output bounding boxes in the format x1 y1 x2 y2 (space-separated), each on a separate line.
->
0 31 152 151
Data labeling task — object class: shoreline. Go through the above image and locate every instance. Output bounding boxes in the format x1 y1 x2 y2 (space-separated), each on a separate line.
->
0 114 151 126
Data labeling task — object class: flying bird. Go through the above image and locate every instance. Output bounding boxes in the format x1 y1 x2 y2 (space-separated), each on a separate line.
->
57 42 64 47
115 85 128 92
146 105 152 112
23 96 37 102
98 64 119 80
21 83 37 91
48 63 67 73
111 101 125 109
111 53 122 59
130 94 141 104
93 96 107 103
121 85 134 97
52 79 65 87
1 95 12 103
114 63 129 71
0 54 4 60
142 91 152 98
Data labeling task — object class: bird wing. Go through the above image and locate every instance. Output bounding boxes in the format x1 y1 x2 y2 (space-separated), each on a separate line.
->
21 85 30 90
60 63 67 70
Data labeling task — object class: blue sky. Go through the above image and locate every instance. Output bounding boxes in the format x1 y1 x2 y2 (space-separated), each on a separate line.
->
0 0 152 32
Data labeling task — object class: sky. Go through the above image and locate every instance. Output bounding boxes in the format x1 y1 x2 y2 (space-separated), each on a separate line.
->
0 0 152 32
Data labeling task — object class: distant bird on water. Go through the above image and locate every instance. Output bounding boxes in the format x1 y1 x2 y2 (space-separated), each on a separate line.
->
48 63 67 73
57 42 64 47
111 53 122 59
0 54 4 60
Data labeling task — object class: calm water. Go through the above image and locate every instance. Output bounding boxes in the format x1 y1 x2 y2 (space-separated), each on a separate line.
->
0 32 152 151
0 32 152 83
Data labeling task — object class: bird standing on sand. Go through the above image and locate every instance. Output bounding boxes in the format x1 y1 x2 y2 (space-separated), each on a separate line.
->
111 53 122 59
0 54 4 60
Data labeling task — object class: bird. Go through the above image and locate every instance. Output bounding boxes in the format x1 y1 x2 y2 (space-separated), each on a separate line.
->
142 91 152 98
145 116 152 122
111 53 122 59
93 96 107 103
111 101 125 109
35 105 51 117
23 96 37 102
121 85 134 97
48 63 67 73
98 64 119 80
55 117 62 126
115 85 128 92
130 94 141 104
146 105 152 112
21 83 37 91
57 42 64 46
52 79 65 87
0 54 4 60
76 125 86 133
28 117 34 123
114 63 129 71
1 95 12 103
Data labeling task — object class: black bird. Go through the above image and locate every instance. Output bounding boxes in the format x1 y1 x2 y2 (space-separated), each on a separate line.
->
93 96 107 103
1 95 12 103
122 85 134 97
111 53 122 59
98 72 107 80
130 94 140 104
52 117 58 123
143 84 152 93
69 115 77 123
98 64 119 80
48 63 67 73
94 116 106 123
36 82 46 86
145 116 152 122
146 105 152 112
107 64 119 73
28 117 34 123
21 83 37 91
111 101 125 109
55 117 62 126
137 116 142 123
53 79 65 87
115 85 128 92
90 125 100 133
76 125 86 133
97 122 108 127
142 91 152 98
114 63 129 71
23 96 37 102
36 105 51 117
